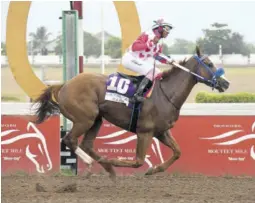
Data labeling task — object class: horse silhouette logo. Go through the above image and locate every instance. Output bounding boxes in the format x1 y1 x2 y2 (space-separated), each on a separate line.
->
97 130 164 167
1 122 53 173
200 121 255 160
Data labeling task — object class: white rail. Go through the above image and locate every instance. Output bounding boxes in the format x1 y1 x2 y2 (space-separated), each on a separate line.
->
1 103 255 116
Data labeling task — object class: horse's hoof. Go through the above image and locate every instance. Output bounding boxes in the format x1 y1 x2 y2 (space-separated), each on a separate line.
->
109 173 117 182
85 171 93 178
87 162 94 170
145 167 154 175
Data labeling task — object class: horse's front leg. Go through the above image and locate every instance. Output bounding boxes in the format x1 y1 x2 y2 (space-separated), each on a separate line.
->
98 132 153 168
145 130 181 175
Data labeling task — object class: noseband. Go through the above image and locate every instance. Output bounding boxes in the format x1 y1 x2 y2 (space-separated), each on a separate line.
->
193 55 225 89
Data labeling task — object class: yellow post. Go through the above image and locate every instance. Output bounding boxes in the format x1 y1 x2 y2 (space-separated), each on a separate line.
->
114 1 141 75
6 2 46 100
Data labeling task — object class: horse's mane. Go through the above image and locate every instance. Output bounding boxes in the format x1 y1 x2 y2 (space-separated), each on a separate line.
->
161 58 188 79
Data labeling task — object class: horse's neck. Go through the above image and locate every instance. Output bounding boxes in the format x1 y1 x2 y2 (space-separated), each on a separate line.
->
160 63 197 109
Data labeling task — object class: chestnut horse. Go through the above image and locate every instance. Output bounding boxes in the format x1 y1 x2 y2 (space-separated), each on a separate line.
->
33 47 229 179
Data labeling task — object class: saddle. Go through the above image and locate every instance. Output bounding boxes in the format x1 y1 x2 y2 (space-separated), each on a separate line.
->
104 72 155 133
117 72 145 86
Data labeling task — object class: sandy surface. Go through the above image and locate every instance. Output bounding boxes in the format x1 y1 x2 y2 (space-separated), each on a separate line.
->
2 173 255 203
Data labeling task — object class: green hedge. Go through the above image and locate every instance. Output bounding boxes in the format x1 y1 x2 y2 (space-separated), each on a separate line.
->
195 92 255 103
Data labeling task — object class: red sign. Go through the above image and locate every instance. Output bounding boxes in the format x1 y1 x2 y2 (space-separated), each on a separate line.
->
1 115 60 174
78 116 255 176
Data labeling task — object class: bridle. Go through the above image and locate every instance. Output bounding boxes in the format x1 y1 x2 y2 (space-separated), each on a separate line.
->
157 54 225 90
158 54 225 109
193 55 225 90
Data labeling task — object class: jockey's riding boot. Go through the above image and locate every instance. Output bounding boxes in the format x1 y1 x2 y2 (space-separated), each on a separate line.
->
130 77 152 103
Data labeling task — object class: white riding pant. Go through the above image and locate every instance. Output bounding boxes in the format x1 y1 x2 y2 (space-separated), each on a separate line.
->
122 52 161 81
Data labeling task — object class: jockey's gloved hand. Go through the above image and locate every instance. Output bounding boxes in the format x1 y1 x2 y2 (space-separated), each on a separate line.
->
167 57 175 65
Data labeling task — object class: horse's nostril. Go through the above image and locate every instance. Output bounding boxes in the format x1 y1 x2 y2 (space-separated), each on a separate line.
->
224 81 230 88
218 77 230 89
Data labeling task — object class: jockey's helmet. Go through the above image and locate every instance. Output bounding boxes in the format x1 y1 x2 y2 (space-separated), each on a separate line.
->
152 19 173 37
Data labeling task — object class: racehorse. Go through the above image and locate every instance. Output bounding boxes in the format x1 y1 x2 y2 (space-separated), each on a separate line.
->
33 46 230 179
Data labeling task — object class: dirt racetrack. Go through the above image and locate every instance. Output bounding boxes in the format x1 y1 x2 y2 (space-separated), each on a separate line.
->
2 173 255 203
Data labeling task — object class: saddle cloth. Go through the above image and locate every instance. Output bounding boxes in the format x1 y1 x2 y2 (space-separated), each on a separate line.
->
104 72 154 107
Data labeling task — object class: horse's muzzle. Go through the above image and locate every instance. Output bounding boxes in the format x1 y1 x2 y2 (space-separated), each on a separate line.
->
216 76 230 92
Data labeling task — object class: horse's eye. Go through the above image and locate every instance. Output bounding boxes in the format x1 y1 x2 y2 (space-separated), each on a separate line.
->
208 63 213 68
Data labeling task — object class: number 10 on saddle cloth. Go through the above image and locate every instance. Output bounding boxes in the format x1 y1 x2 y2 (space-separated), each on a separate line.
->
105 73 153 108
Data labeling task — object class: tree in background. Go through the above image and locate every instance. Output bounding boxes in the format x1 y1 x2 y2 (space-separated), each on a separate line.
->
54 33 62 55
246 43 255 53
83 31 101 57
29 26 52 55
196 23 231 55
22 24 255 57
1 42 6 55
197 22 250 56
105 36 122 58
230 32 250 56
169 38 195 54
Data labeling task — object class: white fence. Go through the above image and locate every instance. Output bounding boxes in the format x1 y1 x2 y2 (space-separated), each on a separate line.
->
2 103 255 116
2 54 255 66
1 55 120 66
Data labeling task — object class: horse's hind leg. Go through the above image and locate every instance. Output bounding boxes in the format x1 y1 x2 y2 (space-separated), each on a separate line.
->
62 122 94 166
59 83 101 169
80 117 116 180
145 130 181 175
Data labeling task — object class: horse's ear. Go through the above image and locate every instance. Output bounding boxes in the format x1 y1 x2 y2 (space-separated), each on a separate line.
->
196 45 201 57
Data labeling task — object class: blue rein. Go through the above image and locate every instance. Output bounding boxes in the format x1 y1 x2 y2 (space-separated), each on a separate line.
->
193 55 225 89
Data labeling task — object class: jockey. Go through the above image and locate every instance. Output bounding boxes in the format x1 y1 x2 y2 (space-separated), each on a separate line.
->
122 19 175 103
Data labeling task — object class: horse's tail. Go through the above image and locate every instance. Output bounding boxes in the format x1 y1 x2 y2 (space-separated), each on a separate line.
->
33 84 63 124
